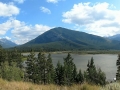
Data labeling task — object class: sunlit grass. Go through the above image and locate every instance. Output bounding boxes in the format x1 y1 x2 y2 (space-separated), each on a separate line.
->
1 78 120 90
0 78 100 90
100 82 120 90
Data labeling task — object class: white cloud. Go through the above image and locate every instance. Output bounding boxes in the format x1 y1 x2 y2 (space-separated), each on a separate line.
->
62 2 120 36
14 0 25 4
3 36 11 40
12 24 52 44
46 0 59 3
0 20 13 35
46 0 65 4
0 19 52 44
40 6 51 14
0 2 19 17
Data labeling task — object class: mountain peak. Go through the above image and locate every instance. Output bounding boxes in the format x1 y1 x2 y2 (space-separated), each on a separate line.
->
17 27 120 51
0 38 17 48
107 34 120 41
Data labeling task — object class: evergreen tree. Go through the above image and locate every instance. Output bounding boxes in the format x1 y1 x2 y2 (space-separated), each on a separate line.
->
55 61 64 85
8 48 22 68
25 50 37 83
86 57 106 85
72 64 77 83
96 68 106 85
63 53 75 85
76 70 84 84
116 54 120 80
37 52 47 84
0 49 8 64
46 53 54 84
86 57 97 83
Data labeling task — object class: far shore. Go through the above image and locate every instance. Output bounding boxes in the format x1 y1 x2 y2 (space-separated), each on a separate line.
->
22 50 120 55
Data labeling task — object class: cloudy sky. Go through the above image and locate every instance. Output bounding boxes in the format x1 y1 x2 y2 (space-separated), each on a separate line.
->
0 0 120 44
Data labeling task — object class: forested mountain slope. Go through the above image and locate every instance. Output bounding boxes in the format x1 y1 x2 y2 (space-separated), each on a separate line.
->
18 27 120 51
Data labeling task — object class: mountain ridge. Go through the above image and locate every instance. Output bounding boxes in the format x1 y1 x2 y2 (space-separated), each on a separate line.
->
107 34 120 41
17 27 120 51
0 38 17 48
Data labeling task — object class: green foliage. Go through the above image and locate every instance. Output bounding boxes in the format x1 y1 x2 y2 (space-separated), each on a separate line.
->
72 64 78 83
116 54 120 80
96 68 106 85
26 51 55 84
0 46 107 86
8 48 23 68
76 70 84 84
37 52 47 84
0 61 24 81
63 53 75 85
0 47 24 81
55 61 64 85
86 57 106 85
46 53 54 84
0 49 8 64
25 50 38 83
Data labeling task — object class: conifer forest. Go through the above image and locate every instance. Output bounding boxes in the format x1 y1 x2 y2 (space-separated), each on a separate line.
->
1 47 120 86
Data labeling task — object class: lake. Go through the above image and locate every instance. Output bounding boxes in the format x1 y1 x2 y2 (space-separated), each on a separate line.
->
51 53 118 81
23 53 118 81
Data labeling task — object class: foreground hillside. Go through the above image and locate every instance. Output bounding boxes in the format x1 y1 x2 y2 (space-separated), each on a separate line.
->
0 78 99 90
0 78 120 90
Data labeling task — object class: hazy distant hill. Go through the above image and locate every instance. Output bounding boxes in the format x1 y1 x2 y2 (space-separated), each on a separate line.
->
107 34 120 41
18 27 120 51
0 38 17 48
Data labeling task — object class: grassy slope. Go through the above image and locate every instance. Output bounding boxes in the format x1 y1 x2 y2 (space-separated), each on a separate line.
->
0 78 99 90
0 78 120 90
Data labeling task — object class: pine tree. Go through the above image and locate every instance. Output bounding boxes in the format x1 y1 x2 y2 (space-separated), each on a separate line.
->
8 48 22 68
25 50 37 83
96 68 106 85
37 52 47 84
76 70 84 84
72 64 77 83
86 57 106 85
0 48 8 65
116 54 120 80
86 57 97 84
46 53 54 84
63 53 75 85
55 61 64 85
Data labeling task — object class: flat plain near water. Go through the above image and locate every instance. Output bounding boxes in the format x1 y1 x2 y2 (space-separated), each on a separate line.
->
22 52 118 81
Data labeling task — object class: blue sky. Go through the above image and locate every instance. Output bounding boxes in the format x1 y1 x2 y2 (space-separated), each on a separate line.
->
0 0 120 44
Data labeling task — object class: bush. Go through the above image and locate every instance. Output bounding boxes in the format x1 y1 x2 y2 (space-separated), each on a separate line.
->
0 61 24 81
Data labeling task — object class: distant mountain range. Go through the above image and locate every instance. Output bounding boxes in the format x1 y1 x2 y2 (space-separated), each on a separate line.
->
0 38 17 48
107 34 120 41
16 27 120 51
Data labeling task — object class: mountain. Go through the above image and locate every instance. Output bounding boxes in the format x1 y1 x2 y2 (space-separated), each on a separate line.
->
18 27 120 51
0 38 17 48
107 34 120 41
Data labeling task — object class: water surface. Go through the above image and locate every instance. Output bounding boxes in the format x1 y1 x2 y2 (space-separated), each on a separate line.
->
23 53 118 81
51 53 117 81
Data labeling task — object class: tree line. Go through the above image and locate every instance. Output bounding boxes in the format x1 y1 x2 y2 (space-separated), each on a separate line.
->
2 47 118 86
24 50 106 85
